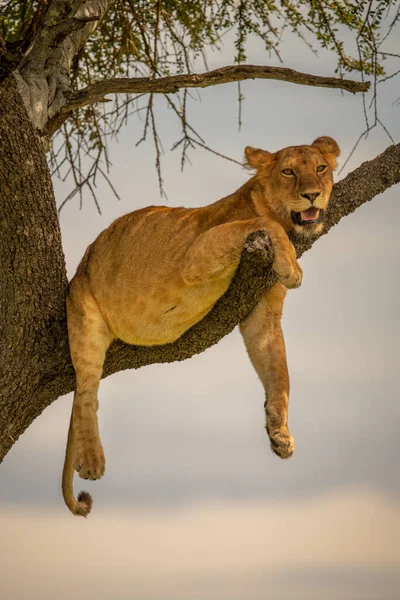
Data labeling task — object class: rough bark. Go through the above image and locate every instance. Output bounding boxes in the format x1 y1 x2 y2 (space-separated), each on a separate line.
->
0 74 68 455
15 0 113 130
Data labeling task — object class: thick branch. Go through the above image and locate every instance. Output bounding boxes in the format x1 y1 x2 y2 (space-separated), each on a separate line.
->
64 63 370 111
15 0 113 130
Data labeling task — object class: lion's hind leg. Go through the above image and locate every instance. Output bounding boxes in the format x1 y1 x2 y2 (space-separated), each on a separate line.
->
63 276 114 515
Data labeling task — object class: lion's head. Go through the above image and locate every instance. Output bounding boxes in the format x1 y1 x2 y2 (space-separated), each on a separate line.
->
245 136 340 236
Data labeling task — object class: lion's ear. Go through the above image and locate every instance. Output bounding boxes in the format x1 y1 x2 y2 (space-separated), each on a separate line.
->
311 136 340 170
244 146 273 169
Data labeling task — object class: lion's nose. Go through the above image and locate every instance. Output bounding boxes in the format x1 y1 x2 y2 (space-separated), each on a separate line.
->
300 191 320 203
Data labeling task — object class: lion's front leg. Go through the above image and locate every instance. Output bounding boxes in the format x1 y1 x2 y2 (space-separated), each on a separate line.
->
239 283 294 459
266 221 303 290
180 217 275 285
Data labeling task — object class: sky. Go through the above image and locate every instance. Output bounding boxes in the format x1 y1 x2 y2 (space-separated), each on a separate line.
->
1 16 400 600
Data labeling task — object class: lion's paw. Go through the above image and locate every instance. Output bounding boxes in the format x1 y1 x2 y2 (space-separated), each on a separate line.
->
268 428 295 459
275 259 303 289
74 443 106 481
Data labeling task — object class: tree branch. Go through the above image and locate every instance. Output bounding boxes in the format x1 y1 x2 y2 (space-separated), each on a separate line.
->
15 0 113 130
46 14 101 48
63 63 370 112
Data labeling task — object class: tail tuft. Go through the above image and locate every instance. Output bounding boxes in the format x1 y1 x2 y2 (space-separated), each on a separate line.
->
62 412 94 517
75 490 93 517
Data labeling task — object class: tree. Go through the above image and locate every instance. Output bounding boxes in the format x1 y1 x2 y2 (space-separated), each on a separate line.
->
0 0 399 465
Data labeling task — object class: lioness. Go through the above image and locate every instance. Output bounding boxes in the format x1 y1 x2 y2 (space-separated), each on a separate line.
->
63 136 340 516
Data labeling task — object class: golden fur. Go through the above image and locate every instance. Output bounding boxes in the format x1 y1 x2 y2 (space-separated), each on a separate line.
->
63 136 340 516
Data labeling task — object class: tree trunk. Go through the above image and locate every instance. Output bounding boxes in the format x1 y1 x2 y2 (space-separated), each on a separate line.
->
0 75 68 460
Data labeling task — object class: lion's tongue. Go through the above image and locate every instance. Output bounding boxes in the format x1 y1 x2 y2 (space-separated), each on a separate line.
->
301 207 319 222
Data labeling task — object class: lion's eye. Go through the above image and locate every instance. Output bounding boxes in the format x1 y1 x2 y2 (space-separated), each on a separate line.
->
317 165 327 173
282 169 294 176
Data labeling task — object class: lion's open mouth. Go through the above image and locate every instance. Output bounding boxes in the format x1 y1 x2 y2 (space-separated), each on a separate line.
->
291 207 324 226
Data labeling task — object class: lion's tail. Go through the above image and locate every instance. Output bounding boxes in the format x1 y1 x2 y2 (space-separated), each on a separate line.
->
62 411 93 517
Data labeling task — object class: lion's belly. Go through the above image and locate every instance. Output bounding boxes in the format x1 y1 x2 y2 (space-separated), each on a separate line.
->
86 205 236 345
101 276 232 346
